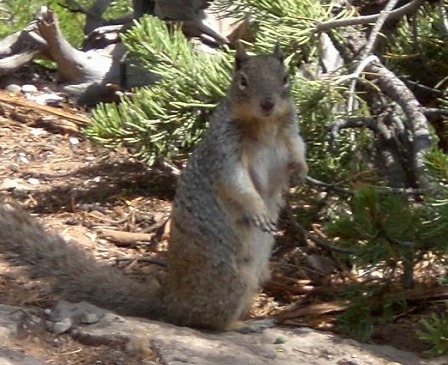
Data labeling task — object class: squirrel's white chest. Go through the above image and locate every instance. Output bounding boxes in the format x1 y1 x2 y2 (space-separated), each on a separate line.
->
246 141 290 199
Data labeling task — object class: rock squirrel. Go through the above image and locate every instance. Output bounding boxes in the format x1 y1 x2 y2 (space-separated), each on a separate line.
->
0 43 308 331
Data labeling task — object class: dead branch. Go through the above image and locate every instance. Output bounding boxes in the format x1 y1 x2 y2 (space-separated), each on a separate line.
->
423 107 448 117
0 2 249 105
285 208 355 254
0 91 90 127
320 1 433 190
316 0 426 32
366 61 431 190
328 117 378 142
98 228 155 247
35 8 113 83
438 0 448 36
0 22 48 75
65 0 115 34
361 0 401 59
346 0 400 112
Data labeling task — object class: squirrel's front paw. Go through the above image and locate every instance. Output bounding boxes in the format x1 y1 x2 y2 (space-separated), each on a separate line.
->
289 160 308 185
251 213 277 233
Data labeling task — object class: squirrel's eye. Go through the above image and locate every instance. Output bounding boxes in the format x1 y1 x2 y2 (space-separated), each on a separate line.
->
239 74 248 89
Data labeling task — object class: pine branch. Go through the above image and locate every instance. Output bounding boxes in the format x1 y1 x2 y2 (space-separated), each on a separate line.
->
85 15 232 164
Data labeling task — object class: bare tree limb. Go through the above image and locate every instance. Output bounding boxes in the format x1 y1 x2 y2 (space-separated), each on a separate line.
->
316 0 426 32
346 55 379 112
438 0 448 36
360 0 400 59
346 0 400 112
328 116 378 142
423 107 448 117
35 8 109 83
322 5 432 189
366 61 432 190
306 176 352 195
307 231 355 254
402 77 444 97
0 21 48 75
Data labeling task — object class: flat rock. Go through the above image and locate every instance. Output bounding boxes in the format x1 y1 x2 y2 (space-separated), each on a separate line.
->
0 347 47 365
0 303 446 365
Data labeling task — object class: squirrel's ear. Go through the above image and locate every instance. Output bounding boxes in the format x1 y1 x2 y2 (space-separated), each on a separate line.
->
273 42 284 63
235 42 248 70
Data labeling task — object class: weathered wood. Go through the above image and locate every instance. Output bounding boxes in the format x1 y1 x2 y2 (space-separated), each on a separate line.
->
99 228 155 246
36 9 114 83
0 3 249 105
0 23 48 75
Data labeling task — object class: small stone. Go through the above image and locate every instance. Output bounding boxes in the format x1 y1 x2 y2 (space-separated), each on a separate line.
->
5 84 21 93
79 312 100 324
22 84 38 93
0 178 25 191
51 318 73 334
18 154 29 164
33 93 64 106
69 137 80 145
31 315 41 324
30 128 47 137
0 178 38 192
28 178 40 185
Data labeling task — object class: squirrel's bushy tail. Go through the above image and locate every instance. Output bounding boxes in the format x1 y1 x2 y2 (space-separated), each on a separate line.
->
0 204 160 317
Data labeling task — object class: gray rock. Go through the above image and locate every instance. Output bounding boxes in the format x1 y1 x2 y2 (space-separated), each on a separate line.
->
21 84 38 93
5 84 22 93
0 302 445 365
0 347 48 365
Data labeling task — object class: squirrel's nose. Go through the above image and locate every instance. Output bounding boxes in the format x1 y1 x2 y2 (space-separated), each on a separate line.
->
260 99 275 112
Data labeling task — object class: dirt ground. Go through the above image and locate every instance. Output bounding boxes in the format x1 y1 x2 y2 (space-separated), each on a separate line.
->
0 85 443 364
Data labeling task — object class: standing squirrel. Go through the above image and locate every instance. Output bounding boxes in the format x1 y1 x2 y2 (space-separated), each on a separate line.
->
0 43 307 331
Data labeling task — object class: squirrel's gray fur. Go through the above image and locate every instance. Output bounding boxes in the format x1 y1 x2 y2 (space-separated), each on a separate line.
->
0 43 307 330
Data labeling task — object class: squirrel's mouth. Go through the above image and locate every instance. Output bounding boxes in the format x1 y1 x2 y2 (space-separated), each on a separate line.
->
260 108 274 117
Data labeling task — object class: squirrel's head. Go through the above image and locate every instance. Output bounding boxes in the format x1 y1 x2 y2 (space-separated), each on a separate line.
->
230 42 292 122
